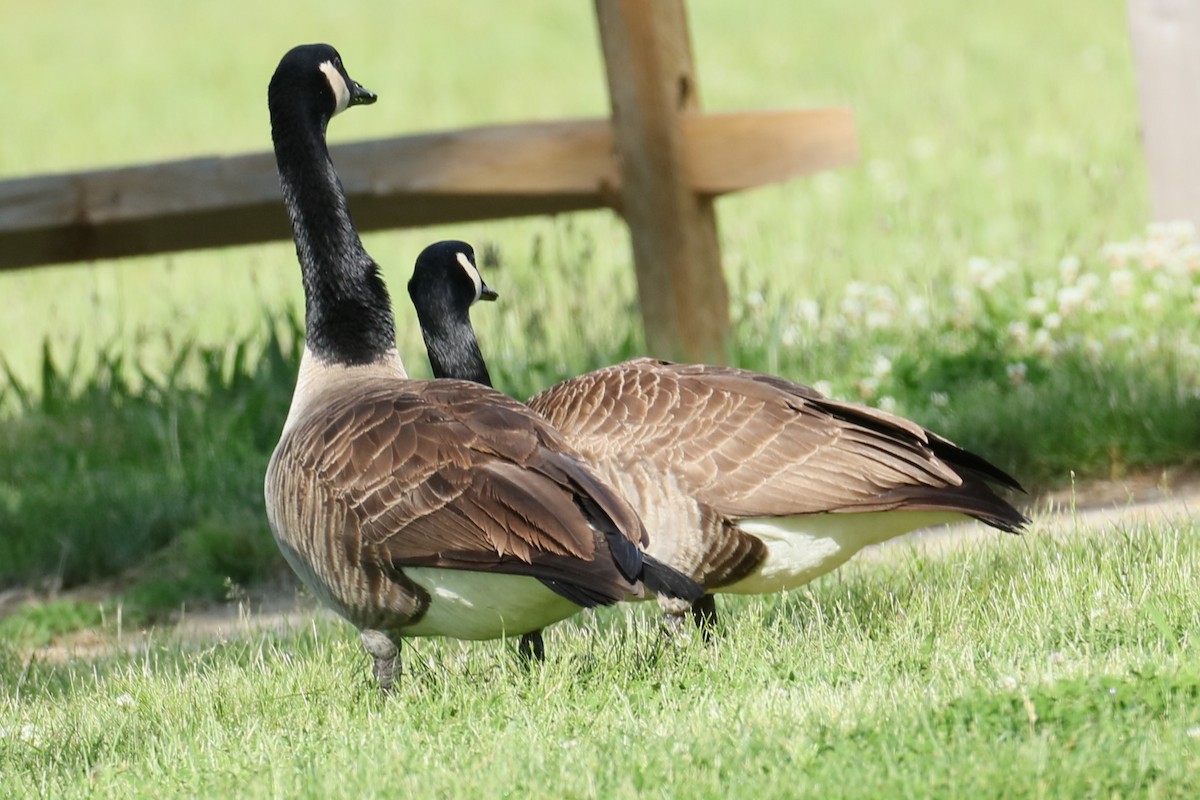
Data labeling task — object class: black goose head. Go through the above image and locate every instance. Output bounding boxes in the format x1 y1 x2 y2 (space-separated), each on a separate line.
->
408 241 499 325
269 43 376 130
408 241 498 386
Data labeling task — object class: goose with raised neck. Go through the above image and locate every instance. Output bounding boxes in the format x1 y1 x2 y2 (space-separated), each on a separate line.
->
263 45 702 689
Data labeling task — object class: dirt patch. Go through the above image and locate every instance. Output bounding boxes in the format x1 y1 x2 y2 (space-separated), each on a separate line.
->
9 470 1199 665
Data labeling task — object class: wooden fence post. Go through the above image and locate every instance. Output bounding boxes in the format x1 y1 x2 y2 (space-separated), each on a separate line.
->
595 0 730 364
1128 0 1200 226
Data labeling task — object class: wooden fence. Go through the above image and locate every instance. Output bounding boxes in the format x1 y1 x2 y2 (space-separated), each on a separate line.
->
0 0 860 364
1128 0 1200 230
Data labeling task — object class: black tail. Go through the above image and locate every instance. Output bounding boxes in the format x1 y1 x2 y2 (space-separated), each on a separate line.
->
639 553 706 603
574 472 706 603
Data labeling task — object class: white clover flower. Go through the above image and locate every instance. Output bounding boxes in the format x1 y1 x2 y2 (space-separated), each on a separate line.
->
1168 220 1196 242
813 380 834 397
747 291 765 308
863 287 898 330
905 295 929 318
967 256 992 286
1152 272 1175 293
1110 269 1134 298
952 286 974 312
856 376 880 401
1104 323 1132 343
1084 338 1104 360
1007 320 1030 347
1180 243 1200 274
930 391 949 407
794 298 821 327
998 675 1019 692
871 354 893 379
1026 296 1049 317
1042 312 1062 331
1032 327 1055 356
986 265 1009 291
116 693 135 708
1077 272 1101 295
878 395 898 413
1056 286 1086 316
839 296 863 323
979 271 1002 292
1059 255 1081 284
1141 242 1168 271
868 285 898 310
1006 362 1027 386
780 325 800 347
865 310 894 330
1101 242 1133 267
1141 292 1163 313
1147 221 1172 241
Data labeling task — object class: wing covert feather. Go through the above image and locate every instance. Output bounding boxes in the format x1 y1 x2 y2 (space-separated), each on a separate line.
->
529 358 1024 526
278 377 651 604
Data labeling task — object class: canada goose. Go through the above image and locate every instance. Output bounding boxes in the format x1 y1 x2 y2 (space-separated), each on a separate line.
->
263 44 701 688
407 240 1028 631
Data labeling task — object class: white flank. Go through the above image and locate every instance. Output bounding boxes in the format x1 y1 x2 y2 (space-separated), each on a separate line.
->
319 61 351 115
721 510 964 594
401 567 581 640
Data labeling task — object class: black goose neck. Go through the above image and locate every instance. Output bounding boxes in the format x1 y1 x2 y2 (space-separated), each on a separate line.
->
270 97 395 367
416 306 493 387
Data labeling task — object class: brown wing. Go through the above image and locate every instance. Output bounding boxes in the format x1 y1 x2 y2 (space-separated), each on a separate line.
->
275 376 654 608
528 358 1027 532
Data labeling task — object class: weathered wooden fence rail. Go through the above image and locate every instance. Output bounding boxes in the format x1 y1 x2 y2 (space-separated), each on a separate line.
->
0 109 856 272
0 0 861 364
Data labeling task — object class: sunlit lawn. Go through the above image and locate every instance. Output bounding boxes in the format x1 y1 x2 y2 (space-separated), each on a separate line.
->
2 4 1198 795
4 516 1198 798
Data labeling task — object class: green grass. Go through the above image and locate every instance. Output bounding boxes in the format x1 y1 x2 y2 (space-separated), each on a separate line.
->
2 4 1195 793
0 4 1196 786
2 0 1196 616
3 517 1198 798
0 320 298 594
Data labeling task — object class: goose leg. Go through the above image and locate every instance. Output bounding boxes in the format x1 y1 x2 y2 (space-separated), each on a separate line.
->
658 595 693 639
360 629 400 691
690 594 718 641
517 630 545 664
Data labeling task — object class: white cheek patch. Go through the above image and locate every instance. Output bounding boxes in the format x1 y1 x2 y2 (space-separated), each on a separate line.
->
319 61 351 116
456 251 484 302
